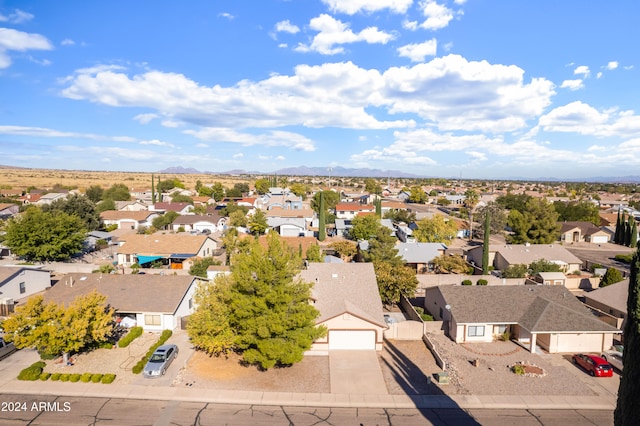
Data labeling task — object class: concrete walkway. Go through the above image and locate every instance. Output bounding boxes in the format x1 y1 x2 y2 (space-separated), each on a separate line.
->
329 350 388 395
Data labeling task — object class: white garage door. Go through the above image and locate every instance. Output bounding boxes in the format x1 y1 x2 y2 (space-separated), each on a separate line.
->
591 235 608 244
329 330 376 350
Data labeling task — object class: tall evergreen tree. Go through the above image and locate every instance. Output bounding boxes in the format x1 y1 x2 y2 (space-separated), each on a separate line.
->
318 192 326 241
615 247 640 425
615 208 622 244
627 215 634 247
482 210 490 274
151 174 156 204
375 198 382 218
632 219 638 249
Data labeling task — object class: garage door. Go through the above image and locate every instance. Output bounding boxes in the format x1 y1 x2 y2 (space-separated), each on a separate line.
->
591 236 608 244
329 330 375 350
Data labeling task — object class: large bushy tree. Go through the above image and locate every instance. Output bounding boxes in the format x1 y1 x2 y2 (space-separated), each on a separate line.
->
615 247 640 425
103 183 131 201
311 190 340 214
189 257 222 277
4 207 86 261
412 215 458 243
42 194 100 231
187 234 326 369
374 261 418 306
247 209 268 235
506 198 560 244
553 200 600 225
349 214 380 241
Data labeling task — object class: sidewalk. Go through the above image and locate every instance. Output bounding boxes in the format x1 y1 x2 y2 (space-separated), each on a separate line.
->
0 378 617 411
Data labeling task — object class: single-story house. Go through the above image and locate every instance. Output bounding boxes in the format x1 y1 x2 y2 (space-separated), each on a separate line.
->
583 279 628 329
266 208 315 237
534 272 567 286
100 211 160 230
425 285 620 354
115 201 148 212
42 273 200 331
85 230 114 252
334 203 375 220
0 203 19 220
0 266 51 305
151 202 193 215
559 221 610 244
466 244 583 274
35 192 69 205
397 242 447 273
299 263 386 352
171 215 224 233
334 219 353 238
116 234 218 268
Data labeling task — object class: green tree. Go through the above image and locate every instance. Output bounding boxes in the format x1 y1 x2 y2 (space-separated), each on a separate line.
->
412 215 458 243
289 183 308 199
408 186 427 204
170 193 194 204
502 264 528 278
474 202 507 237
103 183 131 201
189 257 222 277
157 178 184 193
553 200 600 225
615 247 640 425
463 189 480 240
254 178 270 195
305 244 323 263
528 259 563 275
600 268 624 287
431 254 472 274
42 194 100 231
229 210 248 227
151 211 179 230
631 219 638 249
311 191 340 214
329 240 357 262
626 215 634 247
4 208 86 261
247 209 268 235
151 174 156 204
374 261 418 306
220 202 249 217
506 198 560 244
482 210 490 274
364 178 382 195
383 209 416 224
349 214 380 241
365 226 403 266
496 193 531 211
96 199 116 213
85 185 104 203
614 208 622 244
200 234 326 369
318 192 326 241
211 182 225 202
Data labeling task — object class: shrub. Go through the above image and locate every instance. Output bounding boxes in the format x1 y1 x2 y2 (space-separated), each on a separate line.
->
50 373 61 381
461 279 472 286
614 254 634 264
69 374 81 382
512 364 526 375
101 374 116 384
80 373 92 383
60 374 70 382
498 330 511 341
39 372 51 381
118 326 144 348
91 374 103 383
477 279 488 286
18 362 46 381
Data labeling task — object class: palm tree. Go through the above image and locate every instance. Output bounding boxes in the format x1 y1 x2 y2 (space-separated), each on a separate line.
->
464 189 480 240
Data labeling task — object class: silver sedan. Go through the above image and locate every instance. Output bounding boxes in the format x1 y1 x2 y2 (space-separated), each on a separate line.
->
143 344 178 378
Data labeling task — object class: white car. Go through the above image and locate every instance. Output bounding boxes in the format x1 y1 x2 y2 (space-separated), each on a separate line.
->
601 347 623 372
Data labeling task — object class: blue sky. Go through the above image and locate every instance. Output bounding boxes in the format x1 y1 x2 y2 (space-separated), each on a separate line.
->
1 1 639 180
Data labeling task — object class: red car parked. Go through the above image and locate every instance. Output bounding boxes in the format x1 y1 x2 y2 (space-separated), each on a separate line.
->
572 354 613 377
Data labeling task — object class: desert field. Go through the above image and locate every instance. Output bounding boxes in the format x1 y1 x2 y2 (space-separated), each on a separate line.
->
0 167 253 192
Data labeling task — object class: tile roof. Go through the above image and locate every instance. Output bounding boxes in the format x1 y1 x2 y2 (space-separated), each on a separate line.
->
437 285 619 333
117 234 213 255
335 202 374 211
43 273 196 314
299 263 385 327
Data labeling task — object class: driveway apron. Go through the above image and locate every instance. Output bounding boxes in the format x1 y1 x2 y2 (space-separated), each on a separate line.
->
329 350 388 394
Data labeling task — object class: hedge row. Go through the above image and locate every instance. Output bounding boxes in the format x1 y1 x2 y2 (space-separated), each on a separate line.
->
48 373 116 384
17 361 46 381
132 329 173 374
118 326 144 348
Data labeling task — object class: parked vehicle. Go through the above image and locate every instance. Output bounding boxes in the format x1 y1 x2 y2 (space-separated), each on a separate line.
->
572 353 613 377
0 338 17 359
143 344 178 378
601 346 624 371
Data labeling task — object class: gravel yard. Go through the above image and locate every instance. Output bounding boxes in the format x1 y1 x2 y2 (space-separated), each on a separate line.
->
426 332 597 396
378 339 444 395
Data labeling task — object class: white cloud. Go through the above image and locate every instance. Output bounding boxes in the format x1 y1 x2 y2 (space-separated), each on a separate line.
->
139 139 175 148
161 119 181 128
0 9 34 24
295 14 394 55
573 65 590 77
278 43 288 48
0 27 53 68
606 61 618 70
624 65 634 70
560 79 584 91
417 0 455 31
184 128 317 151
397 39 437 62
275 155 286 161
258 155 271 160
320 0 413 15
218 12 234 20
596 72 603 79
232 153 244 158
275 20 300 34
402 20 418 30
61 38 75 46
133 113 158 124
0 125 136 143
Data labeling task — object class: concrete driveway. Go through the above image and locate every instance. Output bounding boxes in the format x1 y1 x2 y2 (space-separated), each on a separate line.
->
130 329 194 386
329 350 388 394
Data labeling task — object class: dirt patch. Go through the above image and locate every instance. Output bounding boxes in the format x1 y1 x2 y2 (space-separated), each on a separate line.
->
378 339 445 395
176 351 330 393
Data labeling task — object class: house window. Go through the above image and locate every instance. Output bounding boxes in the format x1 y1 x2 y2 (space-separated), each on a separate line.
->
144 314 161 326
496 325 507 334
19 282 26 294
468 325 485 337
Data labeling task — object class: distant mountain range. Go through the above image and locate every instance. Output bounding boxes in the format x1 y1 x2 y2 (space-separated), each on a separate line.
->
157 165 422 178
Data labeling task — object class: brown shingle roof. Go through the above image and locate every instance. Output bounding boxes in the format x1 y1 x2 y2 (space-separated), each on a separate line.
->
299 263 385 327
42 273 196 314
100 211 156 221
117 234 213 255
